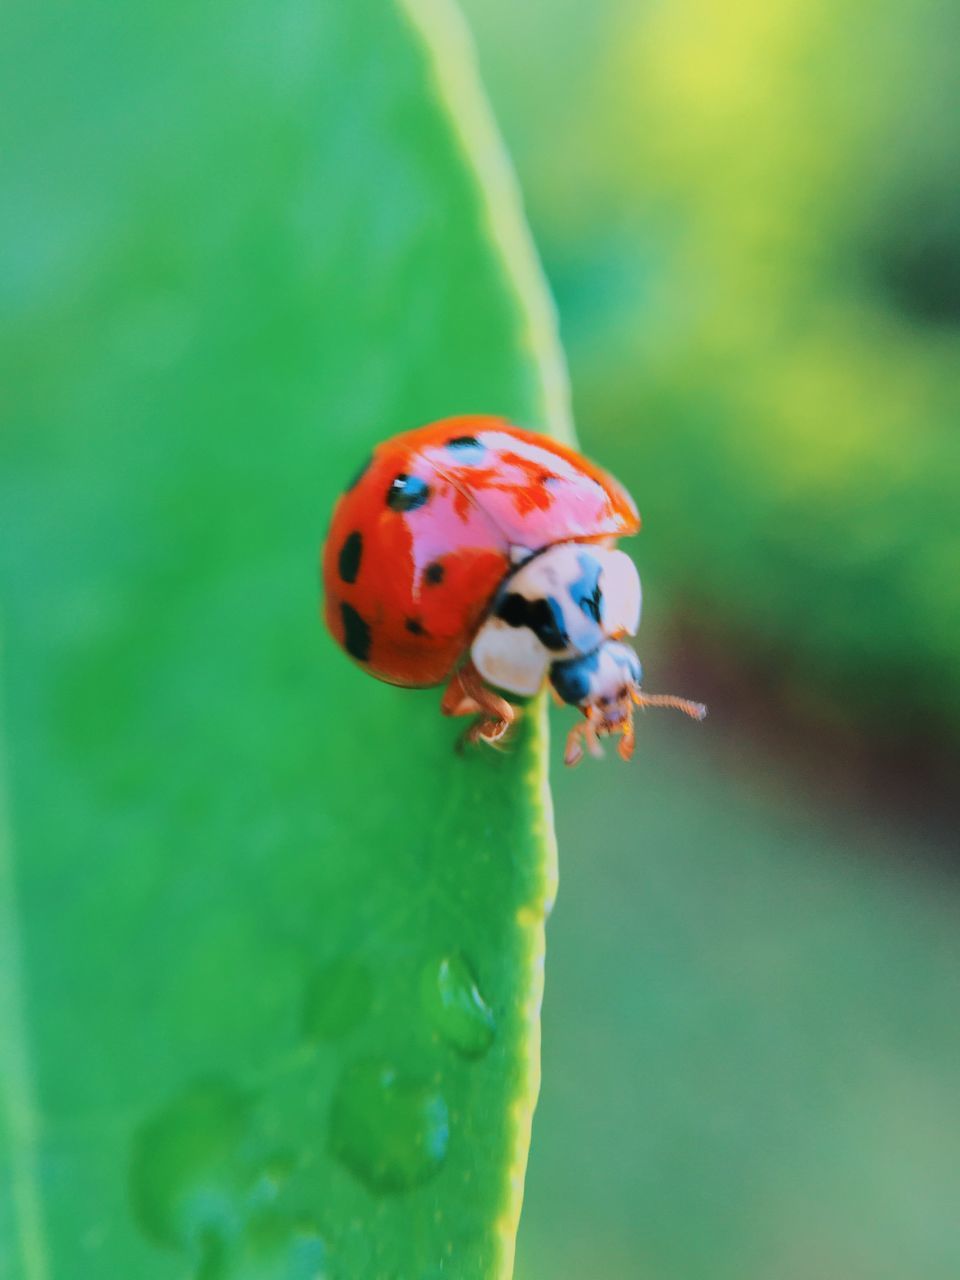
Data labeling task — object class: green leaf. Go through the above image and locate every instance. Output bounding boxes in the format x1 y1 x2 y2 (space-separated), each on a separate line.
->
0 1 569 1276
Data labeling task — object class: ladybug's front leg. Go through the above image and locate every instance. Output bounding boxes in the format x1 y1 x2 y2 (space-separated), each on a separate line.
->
563 714 605 767
441 662 517 751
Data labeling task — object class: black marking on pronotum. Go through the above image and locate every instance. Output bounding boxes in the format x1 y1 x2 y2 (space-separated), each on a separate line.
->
424 561 445 586
338 531 363 584
445 435 486 461
405 617 426 636
550 650 600 706
496 592 569 651
569 552 603 624
341 602 371 662
387 473 431 512
346 454 373 492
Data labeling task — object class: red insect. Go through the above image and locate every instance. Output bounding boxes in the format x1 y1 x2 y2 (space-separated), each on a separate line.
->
322 416 705 764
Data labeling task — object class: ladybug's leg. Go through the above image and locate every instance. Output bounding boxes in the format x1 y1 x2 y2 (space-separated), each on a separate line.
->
617 715 636 763
440 666 484 719
442 662 517 750
563 715 604 767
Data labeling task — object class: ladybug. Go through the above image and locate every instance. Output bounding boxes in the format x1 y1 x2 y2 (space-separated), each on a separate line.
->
322 416 706 765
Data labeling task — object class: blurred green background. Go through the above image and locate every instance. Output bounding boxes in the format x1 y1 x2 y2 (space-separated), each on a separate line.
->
457 0 960 1276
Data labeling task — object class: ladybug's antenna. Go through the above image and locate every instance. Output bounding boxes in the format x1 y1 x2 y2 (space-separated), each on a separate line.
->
631 690 708 721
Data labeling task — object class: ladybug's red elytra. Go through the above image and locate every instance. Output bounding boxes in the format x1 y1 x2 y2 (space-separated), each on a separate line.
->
321 416 705 765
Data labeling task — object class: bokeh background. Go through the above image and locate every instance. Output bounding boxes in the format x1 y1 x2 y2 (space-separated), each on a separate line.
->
457 0 960 1276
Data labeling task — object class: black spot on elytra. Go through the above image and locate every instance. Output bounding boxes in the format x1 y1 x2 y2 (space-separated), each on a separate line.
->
497 592 569 651
346 454 373 492
405 617 426 636
424 561 444 586
338 531 363 584
341 602 371 662
387 474 431 512
445 435 485 461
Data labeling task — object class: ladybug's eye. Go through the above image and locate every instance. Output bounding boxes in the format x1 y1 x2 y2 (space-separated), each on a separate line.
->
387 473 431 512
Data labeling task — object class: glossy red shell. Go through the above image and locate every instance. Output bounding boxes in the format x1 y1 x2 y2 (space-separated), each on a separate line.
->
322 416 640 687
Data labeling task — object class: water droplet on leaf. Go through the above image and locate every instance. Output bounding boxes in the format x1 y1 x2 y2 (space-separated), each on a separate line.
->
328 1060 448 1193
129 1078 253 1251
421 953 496 1059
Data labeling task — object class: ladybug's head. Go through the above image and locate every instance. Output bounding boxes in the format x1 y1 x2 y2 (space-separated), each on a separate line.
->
552 640 707 765
550 640 638 720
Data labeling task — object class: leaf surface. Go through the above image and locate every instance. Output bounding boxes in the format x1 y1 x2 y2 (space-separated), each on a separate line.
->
0 2 568 1275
